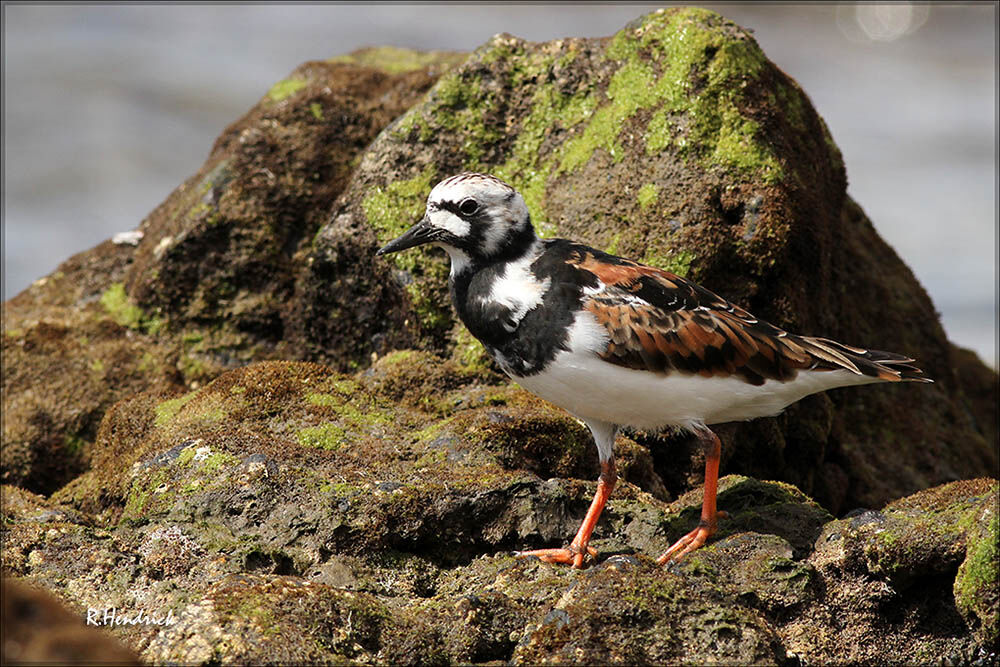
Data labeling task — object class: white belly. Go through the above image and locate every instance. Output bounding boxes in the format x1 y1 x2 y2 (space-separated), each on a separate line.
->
513 312 880 430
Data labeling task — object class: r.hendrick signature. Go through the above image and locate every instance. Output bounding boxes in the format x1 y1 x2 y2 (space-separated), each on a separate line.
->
87 607 176 627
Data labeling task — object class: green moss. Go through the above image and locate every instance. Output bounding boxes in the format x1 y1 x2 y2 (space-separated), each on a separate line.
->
145 317 164 335
412 419 452 445
63 433 87 454
962 513 998 590
121 444 241 522
123 468 170 519
643 248 695 277
88 358 105 373
100 282 164 334
391 105 426 140
362 166 438 266
134 352 155 373
202 450 239 475
558 7 783 184
417 70 504 167
307 392 341 408
176 445 197 467
153 390 228 430
415 449 447 468
650 9 781 181
379 350 419 367
319 481 361 497
405 278 450 331
267 78 307 102
492 78 595 237
637 183 659 210
297 423 348 451
450 325 493 375
192 394 227 423
328 46 463 74
480 36 516 66
178 353 208 381
218 588 282 637
100 283 145 329
339 400 391 427
645 108 673 154
154 392 198 428
954 510 999 638
180 480 201 495
309 102 324 120
712 115 778 178
775 80 808 132
559 58 659 173
604 232 624 255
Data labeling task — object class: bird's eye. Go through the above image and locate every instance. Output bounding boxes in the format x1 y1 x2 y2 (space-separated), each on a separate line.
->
459 198 479 215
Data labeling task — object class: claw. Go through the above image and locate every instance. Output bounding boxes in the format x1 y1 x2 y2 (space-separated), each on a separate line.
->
656 522 716 565
515 458 615 570
515 545 597 569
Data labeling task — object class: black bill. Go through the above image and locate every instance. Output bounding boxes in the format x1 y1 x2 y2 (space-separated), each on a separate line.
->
376 216 438 256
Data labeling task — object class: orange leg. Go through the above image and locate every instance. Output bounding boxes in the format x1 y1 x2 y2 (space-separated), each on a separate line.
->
516 458 617 569
657 428 723 565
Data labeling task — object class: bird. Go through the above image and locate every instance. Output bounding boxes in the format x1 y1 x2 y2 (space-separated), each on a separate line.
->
376 172 931 568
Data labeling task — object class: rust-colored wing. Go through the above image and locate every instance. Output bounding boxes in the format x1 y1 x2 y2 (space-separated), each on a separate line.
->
567 248 928 385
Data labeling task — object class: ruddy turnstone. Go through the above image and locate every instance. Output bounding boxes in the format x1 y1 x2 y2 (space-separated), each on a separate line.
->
377 172 931 568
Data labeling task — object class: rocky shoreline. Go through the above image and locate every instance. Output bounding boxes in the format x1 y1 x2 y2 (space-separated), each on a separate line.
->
2 8 996 664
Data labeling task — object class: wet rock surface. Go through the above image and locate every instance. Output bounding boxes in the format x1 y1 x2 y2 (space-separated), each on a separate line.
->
2 7 997 665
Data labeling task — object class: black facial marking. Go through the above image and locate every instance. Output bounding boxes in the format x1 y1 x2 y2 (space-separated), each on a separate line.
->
438 200 466 217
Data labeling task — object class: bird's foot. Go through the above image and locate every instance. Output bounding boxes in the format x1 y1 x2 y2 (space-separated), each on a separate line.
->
514 544 597 569
656 510 728 566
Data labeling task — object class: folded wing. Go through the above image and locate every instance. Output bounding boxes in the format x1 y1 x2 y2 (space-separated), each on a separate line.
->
567 248 929 386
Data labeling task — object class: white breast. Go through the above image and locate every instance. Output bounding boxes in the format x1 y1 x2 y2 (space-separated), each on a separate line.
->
513 310 882 431
484 242 549 324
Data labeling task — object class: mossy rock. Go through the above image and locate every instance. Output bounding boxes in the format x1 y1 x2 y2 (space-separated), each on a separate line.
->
3 8 999 664
61 360 669 568
0 50 461 496
510 558 784 664
1 313 182 495
10 412 998 664
812 478 996 590
802 478 998 662
955 506 999 648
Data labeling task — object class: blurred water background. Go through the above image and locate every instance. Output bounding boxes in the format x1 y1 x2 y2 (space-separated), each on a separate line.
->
3 4 996 367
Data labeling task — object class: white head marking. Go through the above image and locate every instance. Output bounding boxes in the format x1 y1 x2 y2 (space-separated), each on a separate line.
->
423 173 533 259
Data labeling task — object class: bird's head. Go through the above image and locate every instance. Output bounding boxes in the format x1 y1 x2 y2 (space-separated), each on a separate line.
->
376 173 536 270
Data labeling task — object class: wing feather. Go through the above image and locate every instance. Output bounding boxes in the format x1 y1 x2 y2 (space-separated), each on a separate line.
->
566 248 930 384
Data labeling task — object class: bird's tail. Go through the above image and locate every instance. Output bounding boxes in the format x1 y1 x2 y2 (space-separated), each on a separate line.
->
800 336 933 383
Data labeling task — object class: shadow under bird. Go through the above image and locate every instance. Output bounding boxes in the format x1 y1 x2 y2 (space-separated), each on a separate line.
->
377 172 932 568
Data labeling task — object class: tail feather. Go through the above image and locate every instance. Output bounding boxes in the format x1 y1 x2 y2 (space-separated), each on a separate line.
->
804 337 933 383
